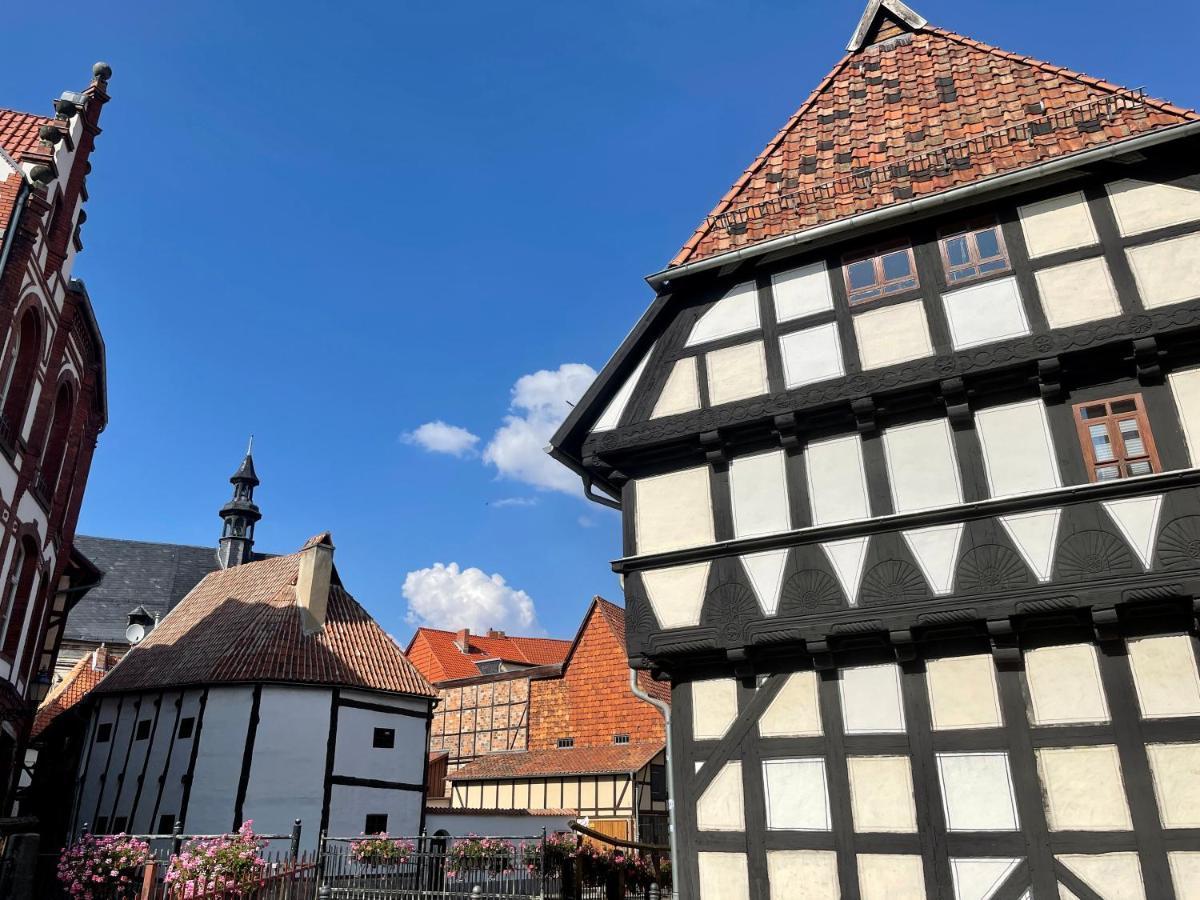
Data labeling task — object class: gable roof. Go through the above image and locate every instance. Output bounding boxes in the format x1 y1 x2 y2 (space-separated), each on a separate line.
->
0 107 59 167
669 5 1197 268
94 536 435 698
406 627 572 683
32 649 121 739
446 742 664 781
560 597 671 703
66 537 221 645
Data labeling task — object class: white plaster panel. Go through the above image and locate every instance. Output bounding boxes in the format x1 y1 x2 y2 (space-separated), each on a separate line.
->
706 341 768 405
1169 852 1200 900
772 261 833 323
641 562 710 629
326 783 422 841
936 752 1019 831
741 550 788 616
697 852 750 900
848 755 917 832
1127 635 1200 719
805 434 869 525
0 456 16 506
950 858 1021 900
592 349 651 432
333 698 426 784
729 450 791 538
1107 178 1200 236
634 467 714 555
975 400 1061 498
882 418 963 513
857 854 926 900
1171 366 1200 465
697 761 745 831
1018 191 1099 258
1025 643 1110 725
759 671 822 738
1037 745 1132 831
926 654 1003 731
650 357 700 419
763 758 829 830
1057 853 1145 900
687 282 760 347
692 679 739 741
821 537 869 606
1102 495 1163 569
779 322 844 389
1147 742 1200 828
186 686 255 835
903 524 964 595
942 276 1031 350
1034 257 1122 329
840 663 905 734
767 850 838 900
152 690 205 834
74 696 123 835
853 300 934 370
999 509 1062 582
129 689 187 833
1127 231 1200 308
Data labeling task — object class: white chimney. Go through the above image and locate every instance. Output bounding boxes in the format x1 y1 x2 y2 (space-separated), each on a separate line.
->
295 538 334 633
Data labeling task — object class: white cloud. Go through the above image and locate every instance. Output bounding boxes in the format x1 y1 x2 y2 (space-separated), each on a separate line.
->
578 515 596 528
483 363 597 494
402 420 480 457
492 497 539 508
403 562 541 635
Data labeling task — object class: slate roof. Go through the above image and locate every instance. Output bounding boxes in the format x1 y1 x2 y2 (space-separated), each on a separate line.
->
446 743 664 781
670 1 1199 267
32 649 121 738
406 627 572 683
66 537 220 645
94 536 435 698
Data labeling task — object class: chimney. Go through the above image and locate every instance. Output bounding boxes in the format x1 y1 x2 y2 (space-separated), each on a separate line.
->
295 538 334 633
455 628 471 653
487 629 506 639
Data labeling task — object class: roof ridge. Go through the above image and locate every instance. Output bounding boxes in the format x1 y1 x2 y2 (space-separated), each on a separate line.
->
76 534 220 553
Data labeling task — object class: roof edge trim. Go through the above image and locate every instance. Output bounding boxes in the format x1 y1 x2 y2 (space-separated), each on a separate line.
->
847 0 927 51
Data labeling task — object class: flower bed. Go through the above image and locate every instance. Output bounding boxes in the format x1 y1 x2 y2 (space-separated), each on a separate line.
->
57 832 153 900
445 835 515 878
163 820 267 897
349 834 414 866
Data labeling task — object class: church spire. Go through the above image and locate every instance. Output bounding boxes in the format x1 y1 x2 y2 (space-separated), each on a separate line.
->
218 438 262 569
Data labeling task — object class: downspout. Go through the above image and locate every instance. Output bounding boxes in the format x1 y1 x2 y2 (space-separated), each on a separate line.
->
0 180 30 283
629 668 679 900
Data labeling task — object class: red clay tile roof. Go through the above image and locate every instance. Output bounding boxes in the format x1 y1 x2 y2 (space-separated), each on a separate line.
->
670 9 1199 267
447 742 664 781
0 107 60 166
94 538 435 698
406 627 572 683
32 649 121 738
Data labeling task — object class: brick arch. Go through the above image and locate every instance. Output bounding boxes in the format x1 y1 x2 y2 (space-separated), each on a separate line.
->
0 303 44 438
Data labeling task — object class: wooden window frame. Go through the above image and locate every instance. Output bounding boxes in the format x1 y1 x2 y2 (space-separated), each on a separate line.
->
842 240 920 306
937 217 1011 285
1071 393 1161 483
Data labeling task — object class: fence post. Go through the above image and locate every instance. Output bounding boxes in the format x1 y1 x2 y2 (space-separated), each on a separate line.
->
171 821 183 858
649 882 660 900
540 827 548 900
138 860 157 900
318 886 331 899
289 819 301 861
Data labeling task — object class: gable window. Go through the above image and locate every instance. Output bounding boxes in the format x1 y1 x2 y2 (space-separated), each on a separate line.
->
96 722 112 744
613 734 630 745
1072 394 1160 481
135 719 151 741
939 219 1010 284
177 717 195 740
557 737 575 749
364 814 388 834
843 242 919 305
373 727 395 749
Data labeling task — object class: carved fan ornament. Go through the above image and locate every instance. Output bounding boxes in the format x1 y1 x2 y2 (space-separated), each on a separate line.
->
780 569 843 615
701 582 759 645
1157 516 1200 569
625 591 660 647
860 560 926 607
956 544 1030 593
1056 530 1134 579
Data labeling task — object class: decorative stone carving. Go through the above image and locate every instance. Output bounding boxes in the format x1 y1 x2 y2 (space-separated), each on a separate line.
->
779 569 843 615
1056 530 1134 580
1157 515 1200 569
956 544 1031 593
859 559 927 607
701 582 759 646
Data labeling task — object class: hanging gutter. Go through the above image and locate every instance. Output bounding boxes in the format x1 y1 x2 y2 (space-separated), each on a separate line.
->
647 119 1200 289
0 180 30 285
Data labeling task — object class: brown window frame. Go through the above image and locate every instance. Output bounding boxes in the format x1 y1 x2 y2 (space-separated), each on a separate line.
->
937 217 1011 285
1071 393 1161 483
842 241 920 306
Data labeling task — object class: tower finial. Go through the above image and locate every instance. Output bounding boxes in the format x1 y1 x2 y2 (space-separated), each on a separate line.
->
247 434 254 456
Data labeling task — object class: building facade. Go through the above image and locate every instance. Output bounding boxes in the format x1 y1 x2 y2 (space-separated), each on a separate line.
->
550 3 1200 897
0 63 112 810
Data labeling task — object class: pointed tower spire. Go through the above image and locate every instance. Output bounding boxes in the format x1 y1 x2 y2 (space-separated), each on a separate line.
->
218 439 262 569
846 0 927 52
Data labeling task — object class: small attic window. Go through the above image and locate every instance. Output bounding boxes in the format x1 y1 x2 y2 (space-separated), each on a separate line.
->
613 734 630 745
557 737 575 749
843 241 919 305
939 218 1010 284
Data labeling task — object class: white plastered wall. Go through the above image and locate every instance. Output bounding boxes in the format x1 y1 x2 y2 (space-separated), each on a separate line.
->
686 282 760 347
650 357 700 418
1169 367 1200 464
1034 257 1122 328
881 418 962 513
634 466 714 554
772 262 833 323
1127 635 1200 718
1106 178 1200 236
762 758 829 830
1127 231 1200 309
852 300 933 370
767 851 838 900
925 654 1003 730
692 679 739 741
696 761 744 831
1025 643 1110 726
706 341 768 405
641 562 710 629
779 322 844 388
758 671 822 738
805 433 870 525
974 399 1061 498
185 686 255 833
941 276 1030 350
1036 745 1132 831
729 449 791 538
1017 191 1099 258
697 852 750 900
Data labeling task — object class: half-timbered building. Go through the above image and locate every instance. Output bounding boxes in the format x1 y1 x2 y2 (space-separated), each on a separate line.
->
550 2 1200 897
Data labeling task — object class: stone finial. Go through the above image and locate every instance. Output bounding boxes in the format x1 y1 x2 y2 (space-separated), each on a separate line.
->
92 61 113 83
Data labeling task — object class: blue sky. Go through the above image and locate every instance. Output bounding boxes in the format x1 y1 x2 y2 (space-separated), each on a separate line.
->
3 0 1197 643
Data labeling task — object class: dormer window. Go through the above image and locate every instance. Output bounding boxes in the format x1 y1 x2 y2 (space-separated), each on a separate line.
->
939 218 1010 284
843 242 919 305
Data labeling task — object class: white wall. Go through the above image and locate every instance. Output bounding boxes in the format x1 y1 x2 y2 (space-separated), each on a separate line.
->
327 782 424 838
333 702 426 785
185 686 255 833
242 686 328 840
425 811 574 838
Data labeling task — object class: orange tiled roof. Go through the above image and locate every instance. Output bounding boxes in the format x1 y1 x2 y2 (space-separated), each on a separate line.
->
406 627 572 683
447 742 663 781
32 650 121 738
670 7 1199 267
94 537 435 698
0 107 59 165
584 597 670 704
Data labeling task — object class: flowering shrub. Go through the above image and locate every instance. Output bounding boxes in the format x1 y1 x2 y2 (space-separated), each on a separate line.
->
445 835 515 878
349 834 414 865
520 831 576 873
164 820 266 897
57 832 153 900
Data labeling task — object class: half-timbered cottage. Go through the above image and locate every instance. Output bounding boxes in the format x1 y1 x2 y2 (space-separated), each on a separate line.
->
549 2 1200 897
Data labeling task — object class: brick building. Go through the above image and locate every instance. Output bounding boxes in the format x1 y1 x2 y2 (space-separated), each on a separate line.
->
0 63 113 812
408 597 670 842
